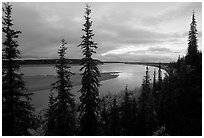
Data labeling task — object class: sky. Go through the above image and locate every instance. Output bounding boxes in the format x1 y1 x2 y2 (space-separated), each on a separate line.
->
7 2 202 62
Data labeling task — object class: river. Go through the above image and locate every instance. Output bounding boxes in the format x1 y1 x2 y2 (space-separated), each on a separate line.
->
21 63 165 109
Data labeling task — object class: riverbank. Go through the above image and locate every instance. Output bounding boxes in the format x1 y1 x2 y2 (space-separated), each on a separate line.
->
23 72 119 92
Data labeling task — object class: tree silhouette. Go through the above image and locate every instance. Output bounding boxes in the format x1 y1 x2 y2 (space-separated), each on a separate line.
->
152 69 156 95
121 85 132 135
186 11 199 69
156 12 202 135
46 39 76 135
143 65 151 88
78 4 101 136
157 63 162 91
138 65 156 135
2 2 33 135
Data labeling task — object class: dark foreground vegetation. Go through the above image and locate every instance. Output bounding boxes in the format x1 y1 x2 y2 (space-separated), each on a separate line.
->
2 3 202 136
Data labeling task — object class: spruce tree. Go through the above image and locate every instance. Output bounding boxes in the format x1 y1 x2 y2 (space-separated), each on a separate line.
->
177 55 181 73
152 69 156 95
143 65 151 88
138 65 156 135
152 68 158 125
78 4 101 135
140 65 151 110
121 85 132 135
156 13 202 135
2 2 34 136
157 63 162 91
186 11 199 68
49 39 76 135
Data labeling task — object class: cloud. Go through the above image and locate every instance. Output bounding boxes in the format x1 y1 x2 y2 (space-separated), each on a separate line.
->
101 46 147 56
6 2 202 62
11 2 84 58
95 22 181 50
148 47 172 52
142 2 202 26
101 51 177 63
101 45 180 58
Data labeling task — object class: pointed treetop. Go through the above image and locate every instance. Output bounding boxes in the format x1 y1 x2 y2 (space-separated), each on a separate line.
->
3 2 12 13
60 38 67 48
58 38 67 58
85 4 91 16
145 64 149 72
61 38 66 44
146 64 149 74
153 68 156 88
153 68 156 78
191 10 196 26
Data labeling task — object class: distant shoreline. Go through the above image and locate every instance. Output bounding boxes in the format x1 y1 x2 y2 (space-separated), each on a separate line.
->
3 58 103 65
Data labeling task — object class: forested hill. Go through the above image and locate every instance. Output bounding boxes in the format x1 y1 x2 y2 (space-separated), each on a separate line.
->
12 58 103 65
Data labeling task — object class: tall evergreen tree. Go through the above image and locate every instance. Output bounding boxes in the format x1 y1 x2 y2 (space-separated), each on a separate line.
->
78 4 101 135
138 65 156 135
152 68 156 95
157 63 162 91
143 65 151 88
156 12 202 136
121 85 132 135
48 39 76 135
186 11 199 68
138 66 150 135
140 66 151 110
2 2 34 136
176 55 181 73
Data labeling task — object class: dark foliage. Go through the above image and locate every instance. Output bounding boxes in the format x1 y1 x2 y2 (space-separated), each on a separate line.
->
186 11 199 69
155 12 202 136
157 63 162 90
108 97 121 135
137 66 156 135
2 2 34 136
45 39 76 135
152 69 156 95
78 4 101 136
98 89 140 136
120 85 134 135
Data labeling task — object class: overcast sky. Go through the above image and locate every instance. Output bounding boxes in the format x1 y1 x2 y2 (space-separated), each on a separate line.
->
10 2 202 62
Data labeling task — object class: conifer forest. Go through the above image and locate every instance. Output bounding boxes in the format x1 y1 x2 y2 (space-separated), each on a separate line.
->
2 2 202 136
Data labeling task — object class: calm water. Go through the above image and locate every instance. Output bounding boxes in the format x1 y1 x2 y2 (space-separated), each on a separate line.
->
21 63 165 109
